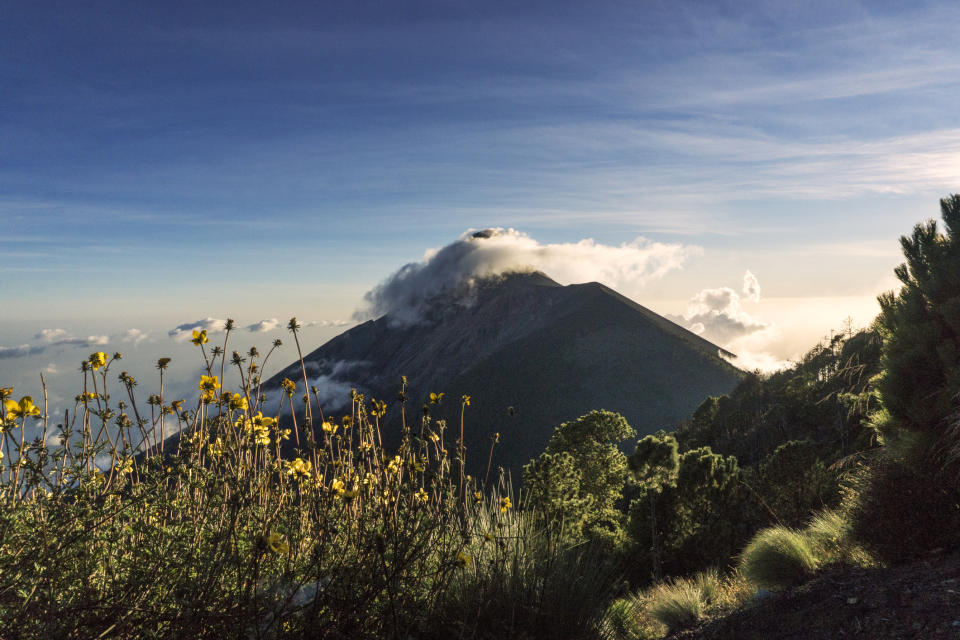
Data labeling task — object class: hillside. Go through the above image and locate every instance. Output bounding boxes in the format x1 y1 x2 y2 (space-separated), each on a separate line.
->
672 550 960 639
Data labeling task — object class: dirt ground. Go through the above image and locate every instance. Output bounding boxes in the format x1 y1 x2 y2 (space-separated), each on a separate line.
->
671 550 960 639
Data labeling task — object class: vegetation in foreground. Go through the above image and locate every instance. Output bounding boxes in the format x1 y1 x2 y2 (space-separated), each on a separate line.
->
4 195 960 638
0 324 615 639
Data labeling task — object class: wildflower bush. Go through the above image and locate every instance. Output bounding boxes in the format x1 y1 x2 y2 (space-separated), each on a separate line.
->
0 319 610 639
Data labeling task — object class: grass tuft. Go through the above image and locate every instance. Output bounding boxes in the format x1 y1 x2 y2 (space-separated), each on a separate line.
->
739 525 819 591
645 578 704 633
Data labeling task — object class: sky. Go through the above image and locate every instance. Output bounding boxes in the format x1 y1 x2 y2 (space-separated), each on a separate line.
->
3 0 960 425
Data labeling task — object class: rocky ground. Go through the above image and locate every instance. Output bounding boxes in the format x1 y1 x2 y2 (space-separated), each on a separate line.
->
672 549 960 639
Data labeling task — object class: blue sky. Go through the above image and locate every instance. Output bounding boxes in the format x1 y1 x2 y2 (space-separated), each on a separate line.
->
3 0 960 416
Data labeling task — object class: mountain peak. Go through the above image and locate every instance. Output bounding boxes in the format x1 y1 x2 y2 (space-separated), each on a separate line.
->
269 275 744 475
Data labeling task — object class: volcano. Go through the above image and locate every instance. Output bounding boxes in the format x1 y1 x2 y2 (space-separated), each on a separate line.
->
266 271 743 476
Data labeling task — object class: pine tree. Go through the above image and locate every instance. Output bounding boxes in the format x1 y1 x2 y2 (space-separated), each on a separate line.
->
523 410 635 546
875 194 960 438
850 195 960 561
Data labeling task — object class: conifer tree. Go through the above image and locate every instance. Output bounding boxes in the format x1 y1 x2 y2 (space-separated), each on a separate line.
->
523 410 635 545
874 194 960 438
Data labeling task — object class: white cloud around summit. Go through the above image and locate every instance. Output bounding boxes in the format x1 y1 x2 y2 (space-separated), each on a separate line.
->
357 228 700 325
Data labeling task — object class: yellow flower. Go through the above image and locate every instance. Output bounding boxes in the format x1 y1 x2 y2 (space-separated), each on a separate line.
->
499 496 513 513
321 420 338 435
117 457 134 474
331 478 345 497
280 378 296 396
370 399 387 418
207 437 225 457
0 387 12 401
386 455 402 475
428 431 440 443
429 392 444 404
462 395 471 406
4 396 41 420
198 375 221 401
473 491 483 504
265 531 289 554
415 488 429 503
228 394 248 412
89 352 108 371
234 411 278 446
237 412 272 446
284 457 312 480
191 329 209 346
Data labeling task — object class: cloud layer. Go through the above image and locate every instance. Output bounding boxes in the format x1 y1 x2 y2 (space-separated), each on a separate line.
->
246 318 280 333
122 328 149 345
168 318 226 341
357 228 699 325
0 329 113 360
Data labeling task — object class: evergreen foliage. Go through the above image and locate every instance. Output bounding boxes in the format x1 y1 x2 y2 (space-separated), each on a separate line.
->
849 195 960 561
874 195 960 439
753 439 838 527
627 434 746 580
677 328 881 467
523 410 635 545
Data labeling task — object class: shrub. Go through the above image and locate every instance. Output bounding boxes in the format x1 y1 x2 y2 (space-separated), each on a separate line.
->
848 453 960 564
739 526 819 591
645 579 703 633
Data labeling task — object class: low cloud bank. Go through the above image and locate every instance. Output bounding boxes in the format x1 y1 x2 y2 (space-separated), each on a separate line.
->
245 319 353 333
0 329 111 360
169 318 226 341
258 360 361 416
356 228 699 325
247 318 280 333
122 329 149 345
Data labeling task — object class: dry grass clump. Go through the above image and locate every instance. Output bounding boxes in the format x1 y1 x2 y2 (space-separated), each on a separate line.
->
646 578 703 633
603 568 754 639
739 526 819 591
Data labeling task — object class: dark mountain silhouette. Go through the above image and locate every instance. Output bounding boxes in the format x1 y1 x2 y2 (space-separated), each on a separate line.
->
266 271 744 477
